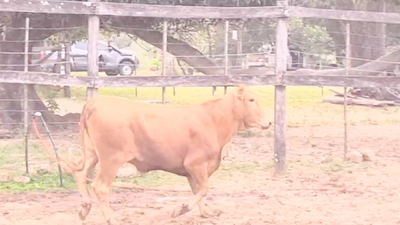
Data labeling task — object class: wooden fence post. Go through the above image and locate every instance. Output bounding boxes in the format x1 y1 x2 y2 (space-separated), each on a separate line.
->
86 0 99 99
162 20 167 104
236 25 243 68
23 17 30 175
224 20 229 94
64 43 71 98
1 26 6 41
274 0 289 175
343 22 351 160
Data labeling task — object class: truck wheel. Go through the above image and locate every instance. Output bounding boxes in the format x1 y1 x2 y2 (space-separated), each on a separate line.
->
119 61 135 76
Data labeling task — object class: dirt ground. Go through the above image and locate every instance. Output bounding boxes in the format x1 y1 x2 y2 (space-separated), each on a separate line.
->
2 121 400 225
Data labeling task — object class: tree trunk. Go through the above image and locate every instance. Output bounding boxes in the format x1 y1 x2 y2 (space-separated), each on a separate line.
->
325 20 346 65
0 14 221 132
321 0 391 100
0 13 85 130
348 0 389 100
109 17 223 76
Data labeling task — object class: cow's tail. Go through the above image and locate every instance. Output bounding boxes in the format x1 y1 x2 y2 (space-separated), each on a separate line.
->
65 99 93 173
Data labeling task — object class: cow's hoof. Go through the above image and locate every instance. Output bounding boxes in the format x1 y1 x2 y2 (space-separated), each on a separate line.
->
200 208 223 218
200 211 212 218
171 204 190 218
78 202 92 221
106 218 120 225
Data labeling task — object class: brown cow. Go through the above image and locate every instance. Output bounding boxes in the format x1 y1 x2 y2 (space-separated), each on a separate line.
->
67 85 271 225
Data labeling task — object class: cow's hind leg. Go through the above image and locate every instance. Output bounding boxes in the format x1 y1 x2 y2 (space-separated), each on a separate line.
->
172 163 209 218
91 157 125 225
71 151 98 223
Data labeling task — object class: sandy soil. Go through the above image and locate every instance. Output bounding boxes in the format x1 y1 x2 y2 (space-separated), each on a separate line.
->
1 121 400 225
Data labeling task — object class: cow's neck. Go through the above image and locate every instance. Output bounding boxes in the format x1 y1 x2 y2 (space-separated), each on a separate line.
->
202 93 240 148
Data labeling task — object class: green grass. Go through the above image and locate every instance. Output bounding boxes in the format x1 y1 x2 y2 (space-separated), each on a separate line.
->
63 84 400 127
68 85 329 105
0 172 76 193
0 141 50 174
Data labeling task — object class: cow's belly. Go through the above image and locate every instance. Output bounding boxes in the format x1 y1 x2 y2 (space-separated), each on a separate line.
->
126 113 220 177
130 139 190 176
129 158 188 176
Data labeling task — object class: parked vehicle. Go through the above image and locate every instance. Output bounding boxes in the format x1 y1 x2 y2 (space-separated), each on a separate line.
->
40 40 140 76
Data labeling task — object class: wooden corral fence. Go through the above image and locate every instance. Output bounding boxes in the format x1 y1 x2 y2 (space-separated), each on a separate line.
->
1 0 400 175
31 44 72 98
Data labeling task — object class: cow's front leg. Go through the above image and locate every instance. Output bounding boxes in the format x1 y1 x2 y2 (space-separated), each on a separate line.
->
187 176 212 218
171 163 209 218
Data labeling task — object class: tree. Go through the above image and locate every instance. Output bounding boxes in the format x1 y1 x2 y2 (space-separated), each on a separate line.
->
291 0 400 100
0 14 86 127
293 0 393 67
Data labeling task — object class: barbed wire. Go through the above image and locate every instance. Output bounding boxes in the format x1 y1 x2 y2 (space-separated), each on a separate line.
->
0 45 391 60
291 49 400 65
0 21 398 87
3 24 396 38
327 30 400 42
5 26 85 31
104 25 169 32
2 24 399 56
288 39 393 52
1 40 52 43
3 23 275 33
0 49 273 57
0 99 51 102
2 34 398 49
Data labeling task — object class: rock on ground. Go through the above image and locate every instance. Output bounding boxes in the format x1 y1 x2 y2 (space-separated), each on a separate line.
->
347 151 363 163
0 173 13 182
13 176 31 184
361 149 376 161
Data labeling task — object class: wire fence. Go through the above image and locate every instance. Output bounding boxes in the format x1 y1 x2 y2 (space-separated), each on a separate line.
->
0 23 397 104
1 13 400 216
0 21 398 127
1 26 399 70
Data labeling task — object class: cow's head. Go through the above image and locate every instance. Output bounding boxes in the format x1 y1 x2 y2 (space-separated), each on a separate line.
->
233 85 271 131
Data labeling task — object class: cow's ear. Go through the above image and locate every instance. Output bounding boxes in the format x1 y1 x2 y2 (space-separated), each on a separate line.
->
236 85 245 100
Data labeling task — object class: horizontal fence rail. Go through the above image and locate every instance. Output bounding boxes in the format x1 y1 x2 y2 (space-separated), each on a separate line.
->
2 71 400 88
1 1 400 23
0 1 284 19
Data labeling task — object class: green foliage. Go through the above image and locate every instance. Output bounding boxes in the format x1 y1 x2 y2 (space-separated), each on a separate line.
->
45 99 60 113
36 86 61 113
102 31 133 49
46 27 88 46
288 18 334 54
150 58 162 70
